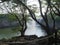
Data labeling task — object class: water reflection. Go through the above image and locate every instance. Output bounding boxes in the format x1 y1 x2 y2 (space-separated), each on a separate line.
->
25 19 47 37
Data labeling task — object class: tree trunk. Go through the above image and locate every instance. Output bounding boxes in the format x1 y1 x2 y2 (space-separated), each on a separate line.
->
55 29 57 45
21 31 25 37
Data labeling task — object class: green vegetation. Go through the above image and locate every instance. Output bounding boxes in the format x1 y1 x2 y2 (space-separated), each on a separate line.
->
0 27 21 39
0 14 18 21
8 14 17 21
0 14 22 39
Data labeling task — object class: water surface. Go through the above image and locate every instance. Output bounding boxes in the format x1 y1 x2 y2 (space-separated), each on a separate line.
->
0 19 47 39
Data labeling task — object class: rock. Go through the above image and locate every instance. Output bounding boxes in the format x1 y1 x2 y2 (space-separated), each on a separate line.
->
29 35 38 39
24 35 38 40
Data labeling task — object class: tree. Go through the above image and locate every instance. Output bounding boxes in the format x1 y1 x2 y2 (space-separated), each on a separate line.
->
1 0 59 35
0 0 28 37
0 0 60 44
10 0 60 45
16 0 54 35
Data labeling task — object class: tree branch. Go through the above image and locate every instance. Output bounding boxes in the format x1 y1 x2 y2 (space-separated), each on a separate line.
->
18 0 47 29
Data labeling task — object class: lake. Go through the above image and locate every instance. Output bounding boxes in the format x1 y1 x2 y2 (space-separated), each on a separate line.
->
0 18 47 39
